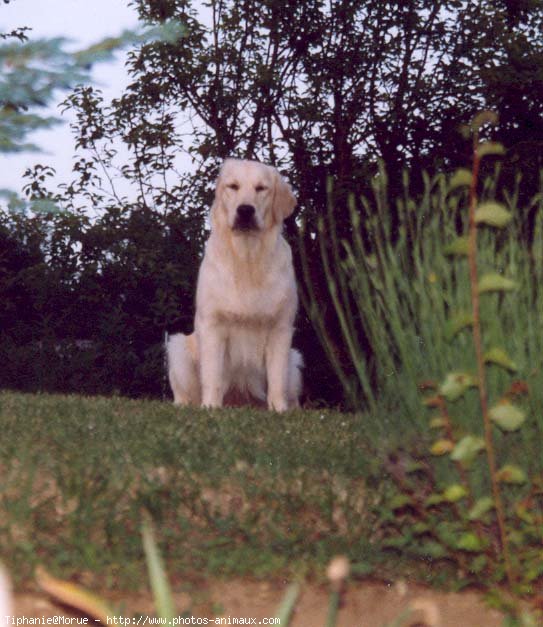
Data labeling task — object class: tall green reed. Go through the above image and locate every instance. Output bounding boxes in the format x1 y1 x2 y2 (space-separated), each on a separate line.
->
299 163 543 443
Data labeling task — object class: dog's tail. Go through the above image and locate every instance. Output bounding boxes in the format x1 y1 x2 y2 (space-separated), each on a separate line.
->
288 348 304 407
165 333 199 405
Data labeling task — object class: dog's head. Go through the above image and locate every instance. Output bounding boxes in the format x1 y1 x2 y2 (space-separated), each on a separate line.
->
212 159 296 234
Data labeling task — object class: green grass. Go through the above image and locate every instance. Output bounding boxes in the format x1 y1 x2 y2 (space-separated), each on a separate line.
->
0 391 390 588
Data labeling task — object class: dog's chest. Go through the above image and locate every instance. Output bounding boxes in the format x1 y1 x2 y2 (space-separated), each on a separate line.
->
214 279 283 329
196 235 296 329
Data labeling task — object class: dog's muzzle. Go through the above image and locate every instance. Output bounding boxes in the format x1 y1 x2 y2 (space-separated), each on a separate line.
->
232 204 258 232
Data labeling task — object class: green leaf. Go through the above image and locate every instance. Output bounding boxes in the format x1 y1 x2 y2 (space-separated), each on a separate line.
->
450 435 485 465
508 530 525 546
469 554 488 574
456 532 486 552
430 439 455 455
436 522 458 547
444 312 474 341
418 540 448 559
515 502 535 524
468 496 494 521
390 494 412 510
478 273 517 294
439 372 477 401
413 522 430 535
477 142 505 158
475 201 512 228
443 484 468 502
383 536 412 550
425 493 446 506
429 416 447 429
496 464 527 484
444 236 470 257
489 403 526 432
483 347 518 372
525 562 543 583
406 460 426 473
449 168 472 190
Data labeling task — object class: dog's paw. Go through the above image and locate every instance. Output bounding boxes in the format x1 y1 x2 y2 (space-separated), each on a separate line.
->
268 396 288 413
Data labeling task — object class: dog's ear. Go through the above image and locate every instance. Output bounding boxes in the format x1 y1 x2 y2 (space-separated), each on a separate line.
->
272 170 297 224
210 166 226 231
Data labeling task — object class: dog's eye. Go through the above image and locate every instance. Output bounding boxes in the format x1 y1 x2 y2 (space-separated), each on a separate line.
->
255 185 268 192
227 183 240 191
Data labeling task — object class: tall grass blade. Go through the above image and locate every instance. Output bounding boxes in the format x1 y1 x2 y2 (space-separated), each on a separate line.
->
274 583 300 626
298 163 543 447
141 511 176 622
324 589 340 627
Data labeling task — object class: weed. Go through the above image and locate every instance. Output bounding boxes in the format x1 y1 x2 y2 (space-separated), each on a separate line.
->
299 151 543 454
375 114 543 617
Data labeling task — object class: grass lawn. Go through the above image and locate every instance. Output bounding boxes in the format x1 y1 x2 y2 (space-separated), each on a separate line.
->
0 390 400 590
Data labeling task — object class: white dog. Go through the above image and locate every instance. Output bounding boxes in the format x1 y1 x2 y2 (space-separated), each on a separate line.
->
167 158 303 411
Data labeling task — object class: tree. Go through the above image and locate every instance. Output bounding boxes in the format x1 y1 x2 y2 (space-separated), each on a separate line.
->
0 2 183 208
59 1 543 231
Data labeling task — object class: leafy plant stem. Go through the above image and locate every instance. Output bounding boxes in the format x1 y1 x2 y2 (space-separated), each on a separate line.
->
435 395 489 550
437 396 473 505
467 129 515 587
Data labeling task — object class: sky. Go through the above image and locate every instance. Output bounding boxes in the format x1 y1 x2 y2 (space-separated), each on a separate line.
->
0 0 141 193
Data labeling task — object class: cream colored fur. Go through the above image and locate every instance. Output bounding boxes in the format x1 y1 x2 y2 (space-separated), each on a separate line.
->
167 158 303 412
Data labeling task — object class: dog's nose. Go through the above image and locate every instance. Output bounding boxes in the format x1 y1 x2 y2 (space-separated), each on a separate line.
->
236 204 255 220
233 204 258 231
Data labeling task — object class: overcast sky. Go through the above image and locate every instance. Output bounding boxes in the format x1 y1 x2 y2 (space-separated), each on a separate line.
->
1 0 141 193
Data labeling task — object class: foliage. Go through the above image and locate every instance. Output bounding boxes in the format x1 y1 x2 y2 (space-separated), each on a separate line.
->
373 116 543 614
60 0 543 220
0 36 84 153
0 6 184 211
299 162 543 416
37 546 375 627
0 202 200 398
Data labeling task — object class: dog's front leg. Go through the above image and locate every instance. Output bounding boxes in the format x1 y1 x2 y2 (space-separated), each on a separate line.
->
198 325 226 408
266 326 292 412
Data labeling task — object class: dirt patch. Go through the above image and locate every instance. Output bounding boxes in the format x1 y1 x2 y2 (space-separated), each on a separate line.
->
13 579 504 626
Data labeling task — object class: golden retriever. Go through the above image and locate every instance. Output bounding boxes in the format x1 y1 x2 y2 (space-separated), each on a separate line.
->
167 158 303 411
